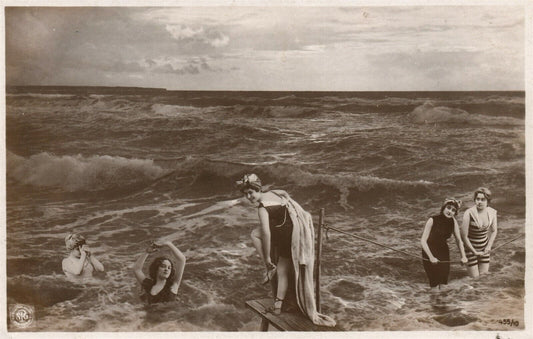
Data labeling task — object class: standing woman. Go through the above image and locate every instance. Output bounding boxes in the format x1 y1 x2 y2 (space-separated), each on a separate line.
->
133 240 186 304
461 187 498 278
237 174 335 327
238 174 292 314
420 199 468 291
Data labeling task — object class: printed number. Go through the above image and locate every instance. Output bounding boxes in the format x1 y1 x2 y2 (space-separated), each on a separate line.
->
497 319 519 327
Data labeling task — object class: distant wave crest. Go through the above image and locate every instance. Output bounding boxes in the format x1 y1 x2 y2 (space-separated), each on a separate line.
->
409 102 523 125
149 158 433 209
7 151 165 191
409 102 473 124
232 105 319 118
151 104 210 116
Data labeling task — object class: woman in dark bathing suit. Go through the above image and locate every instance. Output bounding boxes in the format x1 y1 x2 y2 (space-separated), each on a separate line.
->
237 174 294 315
133 240 186 304
421 198 468 291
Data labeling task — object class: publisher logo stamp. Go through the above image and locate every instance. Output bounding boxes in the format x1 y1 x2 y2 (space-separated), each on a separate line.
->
9 304 34 329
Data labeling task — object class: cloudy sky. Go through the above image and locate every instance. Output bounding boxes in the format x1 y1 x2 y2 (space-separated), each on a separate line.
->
5 5 525 91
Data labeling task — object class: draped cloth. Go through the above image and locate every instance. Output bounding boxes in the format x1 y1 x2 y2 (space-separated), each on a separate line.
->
272 190 336 327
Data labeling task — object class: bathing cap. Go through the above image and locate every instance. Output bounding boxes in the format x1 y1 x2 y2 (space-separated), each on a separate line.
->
65 233 86 251
442 198 461 210
236 173 262 191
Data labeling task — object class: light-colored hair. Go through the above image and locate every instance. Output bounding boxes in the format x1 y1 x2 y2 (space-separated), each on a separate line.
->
473 187 492 202
65 233 86 251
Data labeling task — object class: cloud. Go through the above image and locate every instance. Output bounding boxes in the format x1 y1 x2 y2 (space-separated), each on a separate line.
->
4 6 524 90
146 57 220 75
166 24 204 40
154 63 200 75
210 35 229 48
165 24 229 47
100 61 144 73
145 59 157 67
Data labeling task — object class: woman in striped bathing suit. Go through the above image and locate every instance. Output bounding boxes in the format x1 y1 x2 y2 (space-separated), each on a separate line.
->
461 187 498 278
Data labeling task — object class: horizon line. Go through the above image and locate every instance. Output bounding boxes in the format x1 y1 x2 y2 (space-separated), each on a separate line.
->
5 85 525 93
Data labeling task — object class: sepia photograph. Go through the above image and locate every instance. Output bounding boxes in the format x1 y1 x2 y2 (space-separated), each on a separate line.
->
2 1 530 338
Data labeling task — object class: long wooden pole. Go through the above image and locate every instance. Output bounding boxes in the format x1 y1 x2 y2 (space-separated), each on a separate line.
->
316 208 324 312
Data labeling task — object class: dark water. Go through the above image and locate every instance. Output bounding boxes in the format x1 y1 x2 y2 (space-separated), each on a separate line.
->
6 87 525 331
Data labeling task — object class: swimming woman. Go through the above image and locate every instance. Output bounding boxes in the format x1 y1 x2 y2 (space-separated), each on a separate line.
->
237 173 335 326
62 233 105 279
420 199 468 290
133 240 186 304
461 187 498 278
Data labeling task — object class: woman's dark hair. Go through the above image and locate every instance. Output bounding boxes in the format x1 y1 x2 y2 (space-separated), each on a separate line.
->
440 202 459 216
148 257 175 286
240 184 261 193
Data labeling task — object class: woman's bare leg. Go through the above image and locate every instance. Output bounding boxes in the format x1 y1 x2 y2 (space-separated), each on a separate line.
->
467 265 480 278
251 227 272 284
251 227 265 262
478 262 490 275
276 256 290 303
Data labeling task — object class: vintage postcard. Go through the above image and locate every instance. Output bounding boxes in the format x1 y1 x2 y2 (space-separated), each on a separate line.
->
2 1 531 339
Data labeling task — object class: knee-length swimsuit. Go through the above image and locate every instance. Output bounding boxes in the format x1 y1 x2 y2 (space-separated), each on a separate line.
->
422 214 454 287
465 206 496 267
258 201 293 259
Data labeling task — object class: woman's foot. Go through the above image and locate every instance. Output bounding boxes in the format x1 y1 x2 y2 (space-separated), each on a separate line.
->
261 271 269 285
267 297 283 315
261 267 277 285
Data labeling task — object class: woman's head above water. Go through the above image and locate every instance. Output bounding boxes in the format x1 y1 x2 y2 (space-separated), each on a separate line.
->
65 233 86 252
149 256 175 282
473 187 491 209
440 198 461 217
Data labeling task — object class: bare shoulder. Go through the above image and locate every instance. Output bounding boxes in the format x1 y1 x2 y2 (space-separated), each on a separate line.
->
62 257 72 270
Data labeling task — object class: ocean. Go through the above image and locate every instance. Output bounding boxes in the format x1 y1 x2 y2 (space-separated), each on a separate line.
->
5 87 525 331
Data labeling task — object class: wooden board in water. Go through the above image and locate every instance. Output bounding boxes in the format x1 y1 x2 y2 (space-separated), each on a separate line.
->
245 298 341 331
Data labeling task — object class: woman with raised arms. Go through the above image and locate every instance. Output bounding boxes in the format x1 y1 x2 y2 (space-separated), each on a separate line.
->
133 240 186 304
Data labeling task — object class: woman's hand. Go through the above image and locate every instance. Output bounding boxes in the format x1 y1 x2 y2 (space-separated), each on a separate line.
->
265 260 276 271
429 257 439 264
153 240 172 247
146 241 160 253
461 256 468 265
482 248 491 255
80 244 91 256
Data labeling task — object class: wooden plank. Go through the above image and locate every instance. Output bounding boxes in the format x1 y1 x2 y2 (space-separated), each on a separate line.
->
260 317 269 331
245 298 341 331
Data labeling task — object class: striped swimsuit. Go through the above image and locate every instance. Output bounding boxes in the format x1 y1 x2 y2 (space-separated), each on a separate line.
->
466 210 492 266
